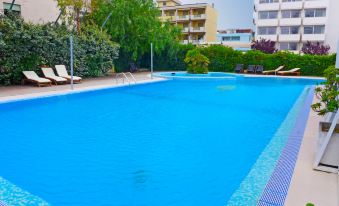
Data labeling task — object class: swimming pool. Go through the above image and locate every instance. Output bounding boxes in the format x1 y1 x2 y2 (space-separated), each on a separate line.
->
0 76 321 206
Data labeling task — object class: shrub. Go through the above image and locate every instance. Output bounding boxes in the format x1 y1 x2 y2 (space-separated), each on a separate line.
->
252 39 277 54
184 49 210 74
311 66 339 116
0 14 119 85
302 41 330 55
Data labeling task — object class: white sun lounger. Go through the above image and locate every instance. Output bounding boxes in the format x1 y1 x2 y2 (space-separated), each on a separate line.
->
41 67 67 85
263 66 284 75
55 65 82 83
22 71 52 87
277 68 301 76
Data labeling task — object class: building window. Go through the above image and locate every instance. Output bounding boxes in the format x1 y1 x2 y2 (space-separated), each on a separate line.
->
305 8 326 18
259 0 279 4
280 42 298 51
222 36 241 41
280 26 299 35
258 27 277 35
281 10 301 18
304 25 325 34
3 2 21 15
163 2 166 6
259 11 278 19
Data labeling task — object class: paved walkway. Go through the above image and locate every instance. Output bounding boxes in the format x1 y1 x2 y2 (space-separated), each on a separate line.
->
0 72 159 102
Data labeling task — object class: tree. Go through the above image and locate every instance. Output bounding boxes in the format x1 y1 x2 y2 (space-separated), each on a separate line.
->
251 39 277 54
91 0 180 68
57 0 97 33
302 41 330 55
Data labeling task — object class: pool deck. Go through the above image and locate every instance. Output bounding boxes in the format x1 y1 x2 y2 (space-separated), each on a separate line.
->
0 73 337 205
0 72 161 102
284 97 338 206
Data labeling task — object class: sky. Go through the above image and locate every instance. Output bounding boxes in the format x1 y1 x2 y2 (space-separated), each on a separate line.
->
181 0 254 29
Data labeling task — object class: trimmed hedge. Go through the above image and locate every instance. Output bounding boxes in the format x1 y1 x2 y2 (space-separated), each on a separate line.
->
0 14 119 85
141 44 336 76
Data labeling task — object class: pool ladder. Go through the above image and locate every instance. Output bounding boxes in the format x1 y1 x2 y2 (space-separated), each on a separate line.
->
114 72 137 85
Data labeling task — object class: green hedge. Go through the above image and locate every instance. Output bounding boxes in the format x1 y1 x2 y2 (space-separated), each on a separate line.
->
141 44 336 76
0 14 119 85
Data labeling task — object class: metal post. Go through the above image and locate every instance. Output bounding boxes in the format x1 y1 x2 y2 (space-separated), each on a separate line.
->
151 43 153 79
336 39 339 69
70 36 74 90
101 12 113 32
9 0 15 10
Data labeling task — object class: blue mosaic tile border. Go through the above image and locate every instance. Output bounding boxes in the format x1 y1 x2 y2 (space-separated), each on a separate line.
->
257 86 315 206
0 201 7 206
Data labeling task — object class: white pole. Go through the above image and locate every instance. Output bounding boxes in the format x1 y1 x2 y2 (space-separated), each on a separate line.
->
336 39 339 68
70 36 74 90
151 43 153 79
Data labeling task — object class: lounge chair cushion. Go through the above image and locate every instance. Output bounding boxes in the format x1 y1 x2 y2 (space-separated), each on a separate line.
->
55 65 82 80
22 71 51 83
41 68 67 82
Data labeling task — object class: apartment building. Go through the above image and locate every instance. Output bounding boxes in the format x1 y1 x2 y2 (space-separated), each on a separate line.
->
157 0 218 44
0 0 60 24
217 29 253 51
253 0 339 53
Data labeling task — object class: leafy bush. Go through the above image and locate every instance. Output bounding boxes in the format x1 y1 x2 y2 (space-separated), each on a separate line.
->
302 41 330 55
0 14 119 85
141 44 335 77
252 39 277 54
311 66 339 116
184 49 210 74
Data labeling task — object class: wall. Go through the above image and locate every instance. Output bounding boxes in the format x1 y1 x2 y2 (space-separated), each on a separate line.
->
0 0 60 24
204 5 217 42
325 0 339 53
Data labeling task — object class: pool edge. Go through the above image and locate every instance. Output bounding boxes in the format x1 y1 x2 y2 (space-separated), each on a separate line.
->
257 86 315 206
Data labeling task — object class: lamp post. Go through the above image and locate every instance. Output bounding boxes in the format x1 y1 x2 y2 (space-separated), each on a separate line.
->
336 39 339 69
101 12 113 32
70 36 74 90
151 43 153 79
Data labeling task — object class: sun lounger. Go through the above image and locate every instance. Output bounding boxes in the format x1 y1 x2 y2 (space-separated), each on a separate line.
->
256 65 264 74
263 66 284 75
55 65 82 83
22 71 52 87
277 68 301 76
235 64 244 73
247 65 255 73
41 67 67 85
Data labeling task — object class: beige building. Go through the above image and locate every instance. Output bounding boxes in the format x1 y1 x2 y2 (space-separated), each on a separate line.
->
157 0 218 44
0 0 60 24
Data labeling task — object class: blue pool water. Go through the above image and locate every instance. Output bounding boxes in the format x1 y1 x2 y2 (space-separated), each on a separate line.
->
0 76 321 206
154 72 237 79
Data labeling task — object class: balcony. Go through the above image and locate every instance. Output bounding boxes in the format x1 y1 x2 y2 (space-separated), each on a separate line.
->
190 14 206 20
190 27 205 32
191 40 205 45
279 34 301 42
256 19 279 27
256 35 278 41
302 34 326 42
182 27 189 33
162 16 176 22
304 0 329 9
280 18 302 26
303 17 327 26
280 1 303 10
255 3 279 11
182 40 189 44
176 15 189 21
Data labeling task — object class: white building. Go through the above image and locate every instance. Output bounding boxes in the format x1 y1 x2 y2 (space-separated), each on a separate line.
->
253 0 339 53
0 0 60 24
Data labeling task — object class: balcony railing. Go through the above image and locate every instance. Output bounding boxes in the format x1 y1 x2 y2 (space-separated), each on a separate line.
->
176 15 189 21
191 27 205 32
190 14 206 20
182 27 189 32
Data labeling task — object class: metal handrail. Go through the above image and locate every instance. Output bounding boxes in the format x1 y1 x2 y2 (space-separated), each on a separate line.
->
114 73 125 84
126 72 137 84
